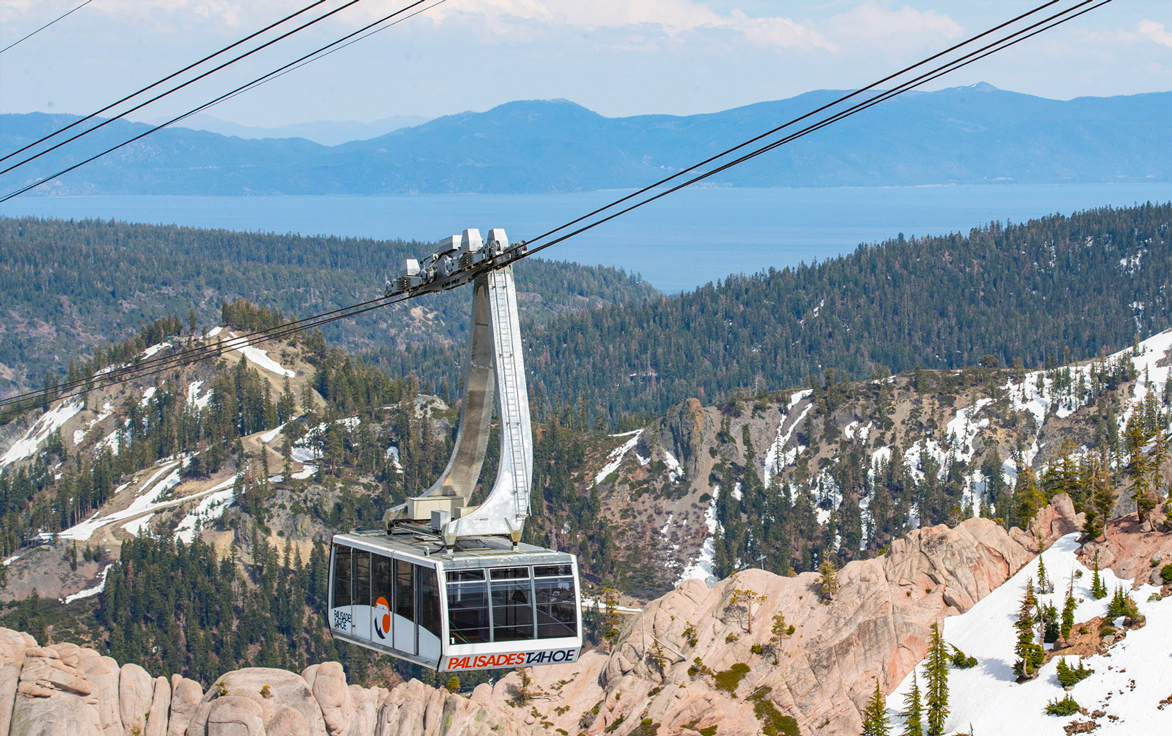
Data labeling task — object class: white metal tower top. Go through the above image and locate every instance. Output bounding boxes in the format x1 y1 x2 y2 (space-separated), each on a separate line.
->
384 229 533 545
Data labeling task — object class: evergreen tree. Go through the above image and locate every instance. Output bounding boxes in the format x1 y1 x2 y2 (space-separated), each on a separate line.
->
818 559 839 602
862 677 891 736
1090 551 1108 600
901 672 924 736
1036 554 1053 594
1013 578 1045 679
1082 453 1115 541
1124 416 1157 522
925 623 949 736
281 435 294 486
1041 602 1060 644
1060 577 1076 642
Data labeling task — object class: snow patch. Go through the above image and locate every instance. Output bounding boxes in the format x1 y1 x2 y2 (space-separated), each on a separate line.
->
63 565 112 604
595 429 644 486
763 398 812 489
945 398 992 464
223 332 295 377
386 446 403 474
259 423 287 444
174 476 240 544
677 486 720 587
662 450 683 483
187 381 212 410
1 400 83 468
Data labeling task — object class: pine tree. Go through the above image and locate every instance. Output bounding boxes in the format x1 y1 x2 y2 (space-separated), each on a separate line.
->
818 558 839 601
901 672 924 736
1060 577 1076 642
1082 453 1115 541
1090 551 1107 600
862 677 891 736
1036 554 1053 594
1125 416 1158 522
925 623 949 736
1013 578 1045 679
1012 464 1045 529
281 435 294 486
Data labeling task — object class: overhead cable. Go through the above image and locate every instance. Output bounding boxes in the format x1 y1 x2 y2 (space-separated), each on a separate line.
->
0 0 361 177
523 0 1111 259
521 0 1092 253
0 1 93 55
0 0 433 202
0 0 329 165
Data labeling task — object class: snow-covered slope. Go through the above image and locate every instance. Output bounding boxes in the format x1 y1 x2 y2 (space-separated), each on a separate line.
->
887 533 1172 734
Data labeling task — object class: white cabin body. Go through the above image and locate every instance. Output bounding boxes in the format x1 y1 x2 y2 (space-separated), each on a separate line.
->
329 532 582 672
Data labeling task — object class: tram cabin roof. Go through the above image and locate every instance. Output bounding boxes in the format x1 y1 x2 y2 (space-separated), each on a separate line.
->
332 531 573 570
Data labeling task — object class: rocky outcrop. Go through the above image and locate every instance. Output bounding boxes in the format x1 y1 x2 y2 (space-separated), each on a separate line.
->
0 632 534 736
484 509 1060 736
664 398 715 478
1081 508 1172 585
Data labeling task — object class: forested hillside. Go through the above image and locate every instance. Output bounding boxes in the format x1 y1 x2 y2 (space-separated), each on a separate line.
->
0 217 656 397
499 203 1172 419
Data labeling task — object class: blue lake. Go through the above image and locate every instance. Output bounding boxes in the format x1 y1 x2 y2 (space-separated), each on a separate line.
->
4 183 1172 293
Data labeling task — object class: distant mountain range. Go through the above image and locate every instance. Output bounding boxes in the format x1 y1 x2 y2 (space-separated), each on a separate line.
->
158 113 432 146
1 84 1169 196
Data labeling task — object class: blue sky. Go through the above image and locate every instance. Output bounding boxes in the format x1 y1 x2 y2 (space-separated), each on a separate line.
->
1 0 1169 126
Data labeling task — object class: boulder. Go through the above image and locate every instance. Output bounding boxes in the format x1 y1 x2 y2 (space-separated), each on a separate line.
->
0 629 36 666
311 662 353 736
0 663 23 736
268 706 310 736
186 667 327 736
9 693 103 736
77 650 122 736
167 675 203 736
373 680 528 736
204 696 264 736
346 684 380 736
301 663 320 691
1033 493 1085 545
119 663 154 736
11 644 103 736
145 676 171 736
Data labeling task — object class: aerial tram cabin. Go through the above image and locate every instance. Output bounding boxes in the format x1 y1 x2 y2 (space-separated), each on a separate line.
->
328 229 583 672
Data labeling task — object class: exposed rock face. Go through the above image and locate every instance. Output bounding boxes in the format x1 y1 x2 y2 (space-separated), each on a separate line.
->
371 679 529 736
119 663 154 735
484 512 1051 736
0 635 539 736
1081 510 1172 585
665 398 715 479
167 676 201 736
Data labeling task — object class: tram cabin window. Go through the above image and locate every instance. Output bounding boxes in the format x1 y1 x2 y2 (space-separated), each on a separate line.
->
354 550 371 607
418 566 441 638
446 570 489 644
534 565 577 639
395 559 415 623
333 545 352 607
491 567 534 641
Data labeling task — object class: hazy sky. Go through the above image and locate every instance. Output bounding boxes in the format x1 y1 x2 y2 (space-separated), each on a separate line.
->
1 0 1170 126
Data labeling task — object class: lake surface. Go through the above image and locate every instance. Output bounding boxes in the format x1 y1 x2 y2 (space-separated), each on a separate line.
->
4 183 1172 293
